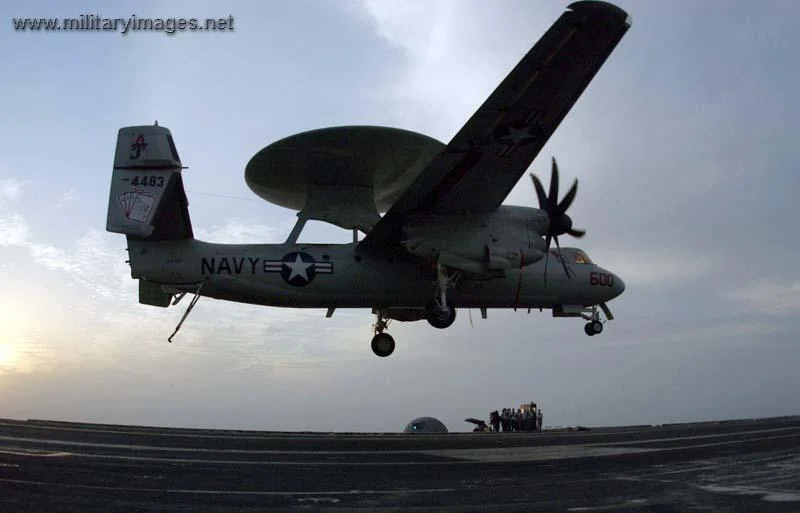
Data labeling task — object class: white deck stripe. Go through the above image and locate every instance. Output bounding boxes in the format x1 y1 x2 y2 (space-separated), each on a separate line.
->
0 477 456 496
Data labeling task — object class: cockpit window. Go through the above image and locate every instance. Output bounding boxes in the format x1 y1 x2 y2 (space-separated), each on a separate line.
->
573 250 592 264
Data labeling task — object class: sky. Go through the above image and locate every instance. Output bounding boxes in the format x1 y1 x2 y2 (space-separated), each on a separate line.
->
0 0 798 433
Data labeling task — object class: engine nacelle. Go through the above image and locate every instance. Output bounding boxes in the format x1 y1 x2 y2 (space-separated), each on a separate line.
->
399 208 548 274
485 245 544 270
402 239 545 274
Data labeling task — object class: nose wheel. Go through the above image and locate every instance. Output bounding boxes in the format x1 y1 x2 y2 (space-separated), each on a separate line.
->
581 303 612 336
584 320 603 336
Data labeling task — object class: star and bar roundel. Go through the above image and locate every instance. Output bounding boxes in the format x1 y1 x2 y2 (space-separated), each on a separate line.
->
264 252 334 287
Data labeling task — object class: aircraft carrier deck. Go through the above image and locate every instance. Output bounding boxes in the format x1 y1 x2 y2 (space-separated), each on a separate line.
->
1 416 798 512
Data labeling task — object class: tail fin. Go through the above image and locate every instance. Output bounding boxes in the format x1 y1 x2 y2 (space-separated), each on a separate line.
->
106 124 193 240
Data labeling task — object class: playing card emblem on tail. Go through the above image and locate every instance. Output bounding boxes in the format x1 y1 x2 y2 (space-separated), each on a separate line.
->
106 123 192 240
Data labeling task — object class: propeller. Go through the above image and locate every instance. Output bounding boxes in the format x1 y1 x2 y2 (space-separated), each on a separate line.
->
530 157 585 287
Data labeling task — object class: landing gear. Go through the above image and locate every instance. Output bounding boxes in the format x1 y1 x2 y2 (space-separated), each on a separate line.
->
371 309 395 357
425 262 459 329
371 333 395 357
584 320 603 336
556 303 612 337
582 305 605 337
426 300 456 329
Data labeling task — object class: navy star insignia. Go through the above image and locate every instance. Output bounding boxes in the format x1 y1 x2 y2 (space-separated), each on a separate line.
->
494 121 541 157
264 252 334 286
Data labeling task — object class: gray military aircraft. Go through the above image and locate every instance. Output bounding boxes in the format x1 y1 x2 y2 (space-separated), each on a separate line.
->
106 1 630 357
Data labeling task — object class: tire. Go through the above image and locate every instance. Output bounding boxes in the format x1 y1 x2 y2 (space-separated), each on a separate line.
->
371 333 395 357
425 300 456 329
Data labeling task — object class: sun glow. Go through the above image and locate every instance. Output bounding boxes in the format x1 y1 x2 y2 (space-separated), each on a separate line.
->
0 344 19 369
0 297 33 372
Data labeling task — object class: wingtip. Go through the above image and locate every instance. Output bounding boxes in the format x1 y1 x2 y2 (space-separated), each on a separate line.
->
567 1 631 26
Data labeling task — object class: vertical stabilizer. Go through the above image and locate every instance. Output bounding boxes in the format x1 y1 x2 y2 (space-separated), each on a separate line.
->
106 124 193 240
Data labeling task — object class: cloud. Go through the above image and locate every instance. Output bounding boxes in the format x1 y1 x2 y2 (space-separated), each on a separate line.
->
0 214 31 246
727 280 800 315
0 178 24 201
20 230 132 301
354 0 536 138
0 207 133 301
54 188 78 208
360 0 446 54
195 218 283 244
591 319 787 353
0 208 362 369
592 249 714 286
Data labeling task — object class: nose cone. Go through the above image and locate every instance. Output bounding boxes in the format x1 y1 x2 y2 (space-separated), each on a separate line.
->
611 273 625 298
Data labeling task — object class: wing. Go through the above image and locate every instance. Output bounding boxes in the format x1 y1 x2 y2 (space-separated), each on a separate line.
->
360 1 630 248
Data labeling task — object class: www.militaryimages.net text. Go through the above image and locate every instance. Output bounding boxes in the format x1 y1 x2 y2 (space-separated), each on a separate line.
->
12 15 234 35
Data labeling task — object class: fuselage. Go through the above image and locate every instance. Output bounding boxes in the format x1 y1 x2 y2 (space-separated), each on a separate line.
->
127 238 624 310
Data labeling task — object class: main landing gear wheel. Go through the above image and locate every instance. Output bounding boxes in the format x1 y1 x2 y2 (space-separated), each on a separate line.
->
426 262 459 329
371 333 395 357
425 300 456 329
371 309 395 357
584 320 603 336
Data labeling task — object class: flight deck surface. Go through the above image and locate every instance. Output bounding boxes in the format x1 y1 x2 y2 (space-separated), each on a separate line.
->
0 416 798 512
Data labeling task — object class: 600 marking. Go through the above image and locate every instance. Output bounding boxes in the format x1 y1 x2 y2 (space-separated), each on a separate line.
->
589 271 614 287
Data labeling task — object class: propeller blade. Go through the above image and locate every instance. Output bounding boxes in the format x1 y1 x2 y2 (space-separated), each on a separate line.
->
530 173 549 210
557 179 579 215
553 235 572 279
543 234 552 288
532 158 584 285
549 157 560 210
